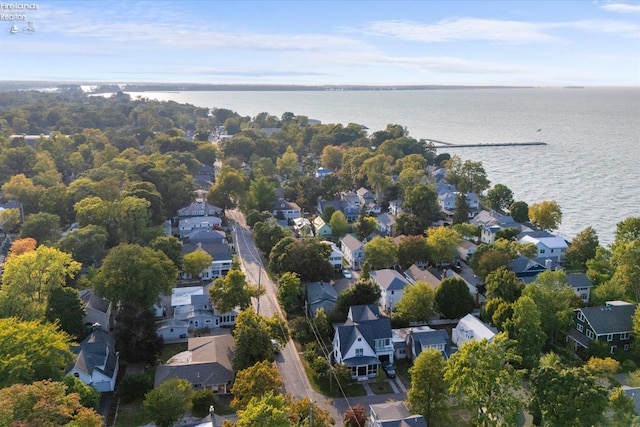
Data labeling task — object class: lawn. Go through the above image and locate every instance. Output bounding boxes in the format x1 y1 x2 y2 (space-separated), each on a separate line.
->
113 401 151 427
158 342 188 364
301 359 366 397
369 381 394 395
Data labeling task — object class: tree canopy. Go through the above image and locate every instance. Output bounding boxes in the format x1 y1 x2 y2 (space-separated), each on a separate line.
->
231 360 283 411
143 378 193 427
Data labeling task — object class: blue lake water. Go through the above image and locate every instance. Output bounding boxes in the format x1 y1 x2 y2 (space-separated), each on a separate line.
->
127 88 640 245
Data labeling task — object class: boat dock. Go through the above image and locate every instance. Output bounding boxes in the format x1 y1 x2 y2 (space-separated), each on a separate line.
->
426 139 546 148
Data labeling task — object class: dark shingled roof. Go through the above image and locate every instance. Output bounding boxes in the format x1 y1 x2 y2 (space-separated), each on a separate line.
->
578 303 636 335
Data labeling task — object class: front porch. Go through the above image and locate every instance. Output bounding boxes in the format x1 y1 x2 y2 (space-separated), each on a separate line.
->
344 356 380 380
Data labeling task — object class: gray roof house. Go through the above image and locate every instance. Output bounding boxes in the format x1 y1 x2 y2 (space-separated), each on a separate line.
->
369 401 427 427
332 305 393 380
341 234 365 270
155 333 235 394
404 264 441 290
376 213 396 236
370 269 410 312
79 288 112 332
568 301 636 358
509 256 548 278
68 329 119 392
273 198 301 220
393 325 451 361
305 281 338 316
567 273 594 303
177 200 223 218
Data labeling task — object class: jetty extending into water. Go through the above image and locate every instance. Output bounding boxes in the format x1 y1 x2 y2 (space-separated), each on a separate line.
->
426 138 546 148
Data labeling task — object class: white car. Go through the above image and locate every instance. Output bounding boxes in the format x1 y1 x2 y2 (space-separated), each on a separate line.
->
342 269 352 279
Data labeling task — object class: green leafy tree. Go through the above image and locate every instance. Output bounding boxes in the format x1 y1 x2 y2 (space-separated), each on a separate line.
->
609 387 637 427
485 184 514 213
277 272 302 314
435 277 474 319
364 236 398 270
426 226 461 266
330 210 350 239
565 226 599 270
468 246 512 281
612 216 640 249
397 235 430 269
1 173 43 214
231 360 283 410
408 348 448 426
610 239 640 302
46 286 86 338
63 375 101 411
150 235 183 269
19 212 61 245
276 146 299 178
254 221 288 256
0 207 21 236
115 302 164 364
210 269 258 314
587 246 615 286
522 270 581 347
94 243 177 308
445 334 523 427
335 279 381 320
232 309 275 371
452 192 470 225
236 392 291 427
528 200 563 231
444 156 490 194
360 154 393 202
269 237 331 282
321 145 343 170
122 181 166 226
509 200 529 224
183 250 213 280
0 318 74 387
402 183 440 230
0 245 81 320
504 295 545 371
206 166 247 211
56 224 109 266
394 281 436 325
248 176 276 212
288 396 334 427
144 378 193 427
0 380 102 427
485 267 523 302
530 366 607 427
355 215 377 241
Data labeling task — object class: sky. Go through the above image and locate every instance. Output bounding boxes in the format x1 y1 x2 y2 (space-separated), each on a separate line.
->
1 0 639 86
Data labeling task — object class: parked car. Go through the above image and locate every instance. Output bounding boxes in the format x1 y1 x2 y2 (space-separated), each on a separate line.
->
271 339 281 354
381 361 396 378
342 269 353 279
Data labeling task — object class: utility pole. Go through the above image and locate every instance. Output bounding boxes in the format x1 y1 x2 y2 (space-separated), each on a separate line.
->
256 264 261 314
309 400 313 427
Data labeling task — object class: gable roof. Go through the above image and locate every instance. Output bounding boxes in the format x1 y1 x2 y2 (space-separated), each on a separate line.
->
348 304 380 322
273 198 300 211
520 234 569 250
456 313 497 342
155 333 234 388
72 330 117 379
577 303 636 335
79 288 110 314
370 402 427 427
177 200 222 217
185 229 226 244
370 269 409 291
305 282 338 315
376 212 395 227
341 234 363 251
404 264 440 289
509 256 547 276
412 328 450 357
567 273 594 289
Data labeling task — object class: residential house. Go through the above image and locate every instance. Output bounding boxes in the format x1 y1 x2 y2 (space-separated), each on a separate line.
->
568 301 636 357
78 289 112 332
472 210 526 245
313 216 332 239
68 329 119 392
170 285 237 331
368 401 427 427
567 273 594 303
393 326 451 361
179 216 222 238
438 191 480 219
293 217 313 237
356 187 375 206
341 234 365 270
332 305 394 380
388 199 402 216
452 313 497 348
376 213 396 237
273 198 301 220
184 228 226 244
316 167 331 178
370 269 410 312
155 333 235 394
177 200 223 219
518 232 568 262
0 200 24 222
457 240 477 262
181 242 233 281
323 241 345 272
509 256 548 278
403 264 440 290
305 281 338 316
156 318 189 341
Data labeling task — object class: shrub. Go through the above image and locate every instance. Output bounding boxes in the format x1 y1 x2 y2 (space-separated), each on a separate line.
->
119 373 154 403
192 389 215 417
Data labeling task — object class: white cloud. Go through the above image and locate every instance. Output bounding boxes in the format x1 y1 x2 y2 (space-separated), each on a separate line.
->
601 3 640 13
363 18 559 43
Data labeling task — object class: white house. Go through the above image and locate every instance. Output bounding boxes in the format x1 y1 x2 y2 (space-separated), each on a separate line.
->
376 213 396 237
322 241 345 272
68 329 119 392
179 216 223 238
341 234 365 270
452 313 497 348
332 305 393 380
457 240 477 262
370 269 410 312
177 200 223 218
171 285 237 331
567 273 594 303
369 401 427 427
292 217 313 237
180 242 233 282
273 198 301 220
519 234 568 262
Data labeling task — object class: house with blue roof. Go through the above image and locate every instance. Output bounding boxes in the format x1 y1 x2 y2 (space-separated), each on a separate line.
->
332 305 393 380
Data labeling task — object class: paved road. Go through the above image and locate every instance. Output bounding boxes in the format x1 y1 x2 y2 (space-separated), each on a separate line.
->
226 209 341 423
